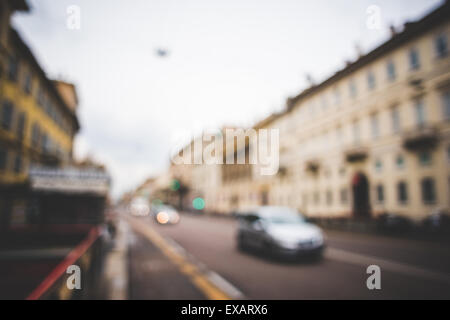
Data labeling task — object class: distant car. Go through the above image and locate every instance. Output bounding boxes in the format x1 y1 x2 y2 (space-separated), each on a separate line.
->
422 209 450 232
376 213 413 233
129 197 150 217
236 206 325 260
153 205 180 225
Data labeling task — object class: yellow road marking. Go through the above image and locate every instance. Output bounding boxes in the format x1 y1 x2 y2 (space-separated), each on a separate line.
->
127 217 231 300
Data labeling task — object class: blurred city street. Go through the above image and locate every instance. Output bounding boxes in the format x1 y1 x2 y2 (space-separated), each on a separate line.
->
2 0 450 302
124 212 450 300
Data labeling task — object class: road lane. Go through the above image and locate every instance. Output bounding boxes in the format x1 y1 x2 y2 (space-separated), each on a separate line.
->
147 213 450 299
324 230 450 275
127 222 206 300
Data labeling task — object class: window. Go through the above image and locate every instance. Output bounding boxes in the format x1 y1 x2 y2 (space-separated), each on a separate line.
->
16 112 26 141
414 100 426 127
1 101 14 131
337 126 344 145
302 193 308 207
23 72 32 94
349 80 357 98
324 167 332 178
326 190 333 206
46 99 53 117
371 114 380 139
0 148 7 170
435 33 448 58
367 71 376 90
396 155 405 169
334 88 341 105
409 48 420 70
7 55 18 81
309 103 316 117
419 151 432 166
42 134 49 153
314 192 320 205
352 121 360 145
376 184 385 203
38 87 45 107
340 188 348 204
421 177 436 204
374 159 383 173
13 154 22 173
397 181 408 204
387 60 396 81
32 123 40 148
321 96 328 110
447 146 450 164
391 106 401 134
442 91 450 121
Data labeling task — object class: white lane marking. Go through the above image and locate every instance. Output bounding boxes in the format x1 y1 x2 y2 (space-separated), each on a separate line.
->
326 247 450 285
162 236 245 300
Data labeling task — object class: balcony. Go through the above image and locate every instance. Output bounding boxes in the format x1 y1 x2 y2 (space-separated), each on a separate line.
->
345 146 368 163
277 166 288 178
408 77 425 91
402 127 439 152
305 160 320 174
40 152 61 167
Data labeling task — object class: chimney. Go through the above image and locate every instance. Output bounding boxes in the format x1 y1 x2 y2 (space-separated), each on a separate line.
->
53 81 79 113
305 73 315 87
354 43 363 58
389 25 397 37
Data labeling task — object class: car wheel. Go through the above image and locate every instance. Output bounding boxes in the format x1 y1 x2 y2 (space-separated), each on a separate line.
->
309 249 324 262
262 240 278 258
237 234 248 252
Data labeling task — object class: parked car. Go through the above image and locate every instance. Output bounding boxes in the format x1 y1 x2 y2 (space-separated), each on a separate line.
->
376 213 413 233
422 209 450 233
236 206 325 260
153 205 180 225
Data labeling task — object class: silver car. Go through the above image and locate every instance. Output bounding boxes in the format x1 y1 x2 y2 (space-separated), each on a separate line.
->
236 206 325 259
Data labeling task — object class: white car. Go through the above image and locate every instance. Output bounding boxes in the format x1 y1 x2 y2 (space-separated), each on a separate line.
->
129 197 150 217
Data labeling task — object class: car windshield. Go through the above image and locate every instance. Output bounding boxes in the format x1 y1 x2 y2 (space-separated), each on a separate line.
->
259 207 305 225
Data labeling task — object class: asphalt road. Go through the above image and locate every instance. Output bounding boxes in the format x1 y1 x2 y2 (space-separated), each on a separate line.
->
127 213 450 300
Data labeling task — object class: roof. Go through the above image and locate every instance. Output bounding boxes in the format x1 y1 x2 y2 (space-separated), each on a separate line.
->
287 0 450 111
8 0 30 12
9 28 80 131
253 111 285 129
53 80 79 111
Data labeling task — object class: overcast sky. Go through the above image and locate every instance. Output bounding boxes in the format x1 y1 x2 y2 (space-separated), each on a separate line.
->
12 0 443 198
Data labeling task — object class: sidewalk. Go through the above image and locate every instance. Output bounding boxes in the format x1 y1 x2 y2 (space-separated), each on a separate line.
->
100 218 129 300
127 218 206 300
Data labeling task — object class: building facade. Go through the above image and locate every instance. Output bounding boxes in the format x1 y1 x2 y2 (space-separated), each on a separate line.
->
0 0 80 224
278 1 450 221
223 1 450 221
163 1 450 222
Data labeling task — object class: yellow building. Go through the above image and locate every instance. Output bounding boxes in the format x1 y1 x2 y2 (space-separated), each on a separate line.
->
0 1 80 223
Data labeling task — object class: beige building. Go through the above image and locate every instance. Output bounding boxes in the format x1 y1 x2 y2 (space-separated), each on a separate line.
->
160 1 450 221
218 1 450 221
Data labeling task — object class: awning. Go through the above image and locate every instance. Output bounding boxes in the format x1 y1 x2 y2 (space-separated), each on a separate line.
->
29 166 111 196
